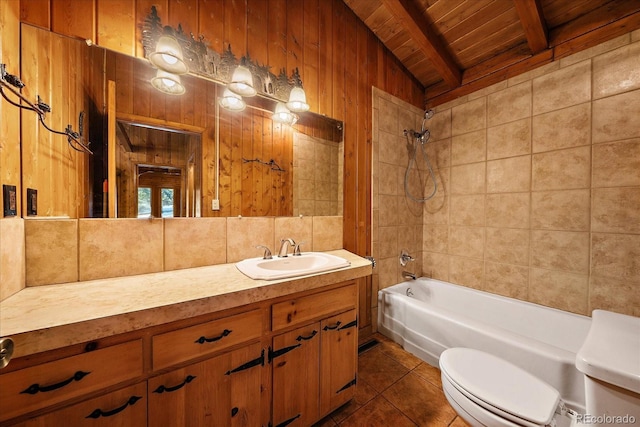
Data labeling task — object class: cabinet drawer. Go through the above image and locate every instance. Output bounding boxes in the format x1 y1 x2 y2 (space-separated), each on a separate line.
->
0 340 143 423
272 283 357 331
152 309 263 371
11 382 147 427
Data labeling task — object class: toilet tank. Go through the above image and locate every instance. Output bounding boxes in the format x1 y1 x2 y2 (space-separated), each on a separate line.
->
576 310 640 426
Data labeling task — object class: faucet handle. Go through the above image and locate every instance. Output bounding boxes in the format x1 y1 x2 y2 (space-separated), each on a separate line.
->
292 241 305 256
256 245 272 259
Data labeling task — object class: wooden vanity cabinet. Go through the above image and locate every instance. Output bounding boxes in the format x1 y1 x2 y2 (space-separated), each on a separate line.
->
271 282 358 426
1 278 361 427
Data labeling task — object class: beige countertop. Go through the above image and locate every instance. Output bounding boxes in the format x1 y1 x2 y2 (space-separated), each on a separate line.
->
0 249 372 359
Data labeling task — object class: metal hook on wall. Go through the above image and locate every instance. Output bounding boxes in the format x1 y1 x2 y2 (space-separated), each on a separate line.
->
0 64 93 154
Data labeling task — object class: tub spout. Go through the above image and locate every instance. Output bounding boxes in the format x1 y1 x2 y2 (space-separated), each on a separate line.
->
402 271 417 280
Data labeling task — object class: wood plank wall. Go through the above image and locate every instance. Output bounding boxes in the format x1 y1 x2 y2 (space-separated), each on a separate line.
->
10 0 424 333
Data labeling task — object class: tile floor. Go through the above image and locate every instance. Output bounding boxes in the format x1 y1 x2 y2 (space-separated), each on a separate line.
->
314 333 470 426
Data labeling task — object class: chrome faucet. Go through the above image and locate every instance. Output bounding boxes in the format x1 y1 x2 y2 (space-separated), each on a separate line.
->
402 271 417 280
256 245 272 259
278 238 296 257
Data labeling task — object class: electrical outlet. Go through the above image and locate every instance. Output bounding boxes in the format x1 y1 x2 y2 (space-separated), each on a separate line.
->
212 199 220 211
27 188 37 216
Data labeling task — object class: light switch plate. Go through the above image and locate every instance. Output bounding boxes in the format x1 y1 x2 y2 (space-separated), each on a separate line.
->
27 188 37 216
212 199 220 210
2 185 17 217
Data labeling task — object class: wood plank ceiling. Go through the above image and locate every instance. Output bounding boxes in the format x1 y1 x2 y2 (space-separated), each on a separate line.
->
343 0 640 107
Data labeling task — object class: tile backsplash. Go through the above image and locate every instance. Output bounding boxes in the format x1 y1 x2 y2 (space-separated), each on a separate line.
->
373 31 640 318
4 215 342 292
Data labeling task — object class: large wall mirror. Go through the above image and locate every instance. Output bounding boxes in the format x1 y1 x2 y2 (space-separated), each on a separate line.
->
19 25 343 219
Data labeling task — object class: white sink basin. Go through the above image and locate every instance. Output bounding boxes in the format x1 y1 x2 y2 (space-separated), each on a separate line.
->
236 252 351 280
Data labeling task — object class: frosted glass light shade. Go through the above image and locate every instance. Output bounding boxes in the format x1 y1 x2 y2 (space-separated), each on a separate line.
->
286 87 310 112
148 36 188 75
219 88 246 111
272 102 298 126
151 70 186 95
228 65 257 97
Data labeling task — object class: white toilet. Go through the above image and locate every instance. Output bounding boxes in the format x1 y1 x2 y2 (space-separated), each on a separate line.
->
439 310 640 427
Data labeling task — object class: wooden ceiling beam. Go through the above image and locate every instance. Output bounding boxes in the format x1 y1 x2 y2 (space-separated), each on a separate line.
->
381 0 461 88
513 0 548 53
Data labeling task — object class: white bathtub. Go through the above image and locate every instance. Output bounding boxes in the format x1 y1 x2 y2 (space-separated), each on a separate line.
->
378 278 592 411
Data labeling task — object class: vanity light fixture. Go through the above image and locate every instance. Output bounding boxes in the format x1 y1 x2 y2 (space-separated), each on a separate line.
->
272 102 298 126
218 88 246 111
228 63 257 97
286 86 310 113
148 35 188 75
151 69 186 95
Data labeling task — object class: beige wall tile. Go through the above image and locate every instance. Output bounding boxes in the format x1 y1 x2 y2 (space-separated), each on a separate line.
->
508 61 560 87
423 224 448 253
452 97 486 136
590 275 640 317
274 216 313 254
429 109 452 140
379 131 404 166
591 233 640 281
451 162 485 195
592 187 640 234
399 224 423 255
423 251 449 281
451 130 486 165
484 261 528 300
487 82 532 127
529 268 588 315
592 139 640 187
164 218 227 270
593 41 640 99
531 230 590 273
0 218 25 301
449 256 484 290
532 103 591 153
424 138 451 169
532 146 591 191
25 219 78 286
423 196 449 225
593 89 640 143
378 226 399 259
79 218 164 281
312 216 343 251
633 29 640 42
487 118 531 160
379 162 399 196
379 194 399 227
486 193 530 229
377 256 399 290
450 194 485 227
531 189 590 231
486 155 531 193
485 227 529 266
226 217 274 263
449 226 484 259
379 97 399 135
468 80 508 100
532 60 591 115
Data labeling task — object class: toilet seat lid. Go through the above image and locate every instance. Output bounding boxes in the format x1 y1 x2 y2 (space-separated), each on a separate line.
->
440 348 560 426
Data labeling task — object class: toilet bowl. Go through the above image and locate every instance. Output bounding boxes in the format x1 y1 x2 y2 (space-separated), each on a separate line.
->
440 310 640 427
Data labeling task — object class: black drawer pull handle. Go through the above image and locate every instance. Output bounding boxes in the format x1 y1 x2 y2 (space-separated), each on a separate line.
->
194 329 232 344
296 330 318 341
153 375 196 394
21 371 91 395
86 395 142 419
231 407 239 417
323 321 342 331
338 319 357 331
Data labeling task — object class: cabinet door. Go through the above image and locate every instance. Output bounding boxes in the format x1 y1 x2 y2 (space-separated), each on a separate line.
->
271 322 320 427
148 342 264 427
320 310 358 416
13 382 147 427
